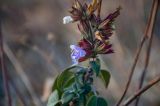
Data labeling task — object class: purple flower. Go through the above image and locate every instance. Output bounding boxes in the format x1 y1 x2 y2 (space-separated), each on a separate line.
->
70 45 86 64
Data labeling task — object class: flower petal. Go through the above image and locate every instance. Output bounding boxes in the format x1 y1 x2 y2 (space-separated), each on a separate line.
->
70 44 87 64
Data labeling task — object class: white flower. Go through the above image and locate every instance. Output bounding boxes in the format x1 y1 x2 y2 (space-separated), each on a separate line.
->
63 16 73 24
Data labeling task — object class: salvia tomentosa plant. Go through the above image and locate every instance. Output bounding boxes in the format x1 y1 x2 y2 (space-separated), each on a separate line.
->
47 0 120 106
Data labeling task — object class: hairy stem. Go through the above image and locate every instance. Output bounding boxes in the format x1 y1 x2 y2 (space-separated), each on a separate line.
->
135 0 159 105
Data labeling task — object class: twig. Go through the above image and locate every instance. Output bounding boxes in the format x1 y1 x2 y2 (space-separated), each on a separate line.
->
10 83 27 106
4 43 44 106
115 0 158 105
135 0 159 105
0 9 12 106
122 76 160 106
4 62 28 106
116 36 146 106
9 76 27 106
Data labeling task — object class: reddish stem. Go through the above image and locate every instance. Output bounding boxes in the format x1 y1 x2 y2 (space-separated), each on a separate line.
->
135 0 159 105
116 0 158 105
123 76 160 106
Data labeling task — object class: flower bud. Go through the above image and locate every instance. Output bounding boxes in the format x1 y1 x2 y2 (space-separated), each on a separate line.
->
63 16 73 24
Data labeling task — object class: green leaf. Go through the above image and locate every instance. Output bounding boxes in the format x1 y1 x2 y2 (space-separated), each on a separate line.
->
57 66 76 91
57 72 73 91
52 65 81 97
80 84 91 95
47 90 60 106
99 70 110 88
63 76 75 88
74 68 88 89
86 92 94 100
86 96 108 106
51 75 62 100
61 91 75 104
77 95 86 106
52 75 60 91
89 58 100 76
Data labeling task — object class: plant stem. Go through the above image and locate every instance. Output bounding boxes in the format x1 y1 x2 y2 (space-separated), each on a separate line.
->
135 0 159 105
4 43 44 106
0 9 12 106
9 76 27 106
4 62 27 105
122 76 160 106
115 0 159 105
116 37 146 106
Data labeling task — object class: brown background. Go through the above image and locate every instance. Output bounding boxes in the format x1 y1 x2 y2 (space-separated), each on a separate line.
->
0 0 160 106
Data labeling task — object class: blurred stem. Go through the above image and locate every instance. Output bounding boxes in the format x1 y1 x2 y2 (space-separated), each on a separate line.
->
116 23 146 106
135 0 159 106
116 0 158 105
0 8 12 106
4 43 44 106
122 76 160 106
9 76 27 106
5 64 28 105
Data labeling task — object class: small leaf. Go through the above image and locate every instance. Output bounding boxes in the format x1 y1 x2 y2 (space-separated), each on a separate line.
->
61 91 75 104
47 90 60 106
99 70 110 88
86 96 108 106
89 58 100 76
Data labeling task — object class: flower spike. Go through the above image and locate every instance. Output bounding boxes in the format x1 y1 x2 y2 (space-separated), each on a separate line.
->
66 0 120 63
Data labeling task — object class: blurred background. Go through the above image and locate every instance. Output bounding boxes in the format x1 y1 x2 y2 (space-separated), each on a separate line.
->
0 0 160 106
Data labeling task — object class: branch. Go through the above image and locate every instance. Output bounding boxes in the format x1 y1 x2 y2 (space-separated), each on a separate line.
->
9 77 28 106
4 44 43 106
0 8 12 106
122 76 160 106
135 0 159 105
116 36 146 106
115 0 159 105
